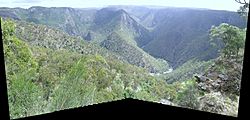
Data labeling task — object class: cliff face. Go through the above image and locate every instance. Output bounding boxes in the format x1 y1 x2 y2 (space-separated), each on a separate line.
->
194 56 243 117
195 57 243 96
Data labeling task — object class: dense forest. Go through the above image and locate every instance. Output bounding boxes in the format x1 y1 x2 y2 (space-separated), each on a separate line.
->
0 1 248 119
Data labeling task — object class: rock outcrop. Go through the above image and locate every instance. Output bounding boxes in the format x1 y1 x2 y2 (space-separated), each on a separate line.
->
194 57 243 117
199 92 239 117
194 57 242 96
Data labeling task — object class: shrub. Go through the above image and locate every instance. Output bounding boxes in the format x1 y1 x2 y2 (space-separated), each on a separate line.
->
175 79 200 109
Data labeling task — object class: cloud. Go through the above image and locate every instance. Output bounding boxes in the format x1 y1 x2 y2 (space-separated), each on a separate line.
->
13 0 43 3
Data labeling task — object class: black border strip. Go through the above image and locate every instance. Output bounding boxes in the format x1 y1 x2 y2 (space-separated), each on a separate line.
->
237 9 250 119
0 18 10 120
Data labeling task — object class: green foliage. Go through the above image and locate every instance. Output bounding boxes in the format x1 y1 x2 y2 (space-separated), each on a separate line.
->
1 19 38 81
1 6 246 70
2 19 45 119
101 32 169 73
49 58 93 110
33 47 83 100
164 59 212 83
13 20 168 73
8 72 45 119
1 7 244 119
174 79 200 109
209 23 246 59
141 8 246 68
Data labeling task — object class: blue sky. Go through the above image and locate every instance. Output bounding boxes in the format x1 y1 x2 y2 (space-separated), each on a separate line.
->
0 0 244 11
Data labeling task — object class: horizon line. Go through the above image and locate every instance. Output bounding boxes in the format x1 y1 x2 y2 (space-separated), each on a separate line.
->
0 5 237 12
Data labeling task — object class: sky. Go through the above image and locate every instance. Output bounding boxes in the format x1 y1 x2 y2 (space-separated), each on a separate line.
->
0 0 244 11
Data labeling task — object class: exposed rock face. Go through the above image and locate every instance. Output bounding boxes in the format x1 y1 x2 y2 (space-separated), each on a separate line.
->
195 58 242 96
194 57 243 117
199 92 239 117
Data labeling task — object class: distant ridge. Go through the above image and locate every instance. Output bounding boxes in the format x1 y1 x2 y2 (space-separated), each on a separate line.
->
0 6 246 68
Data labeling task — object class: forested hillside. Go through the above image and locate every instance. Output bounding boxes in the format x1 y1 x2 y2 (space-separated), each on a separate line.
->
0 4 247 119
133 8 246 68
2 19 209 119
13 20 169 73
1 19 168 118
0 6 246 68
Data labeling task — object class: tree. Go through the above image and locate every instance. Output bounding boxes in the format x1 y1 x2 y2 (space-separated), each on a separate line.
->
209 23 246 60
235 0 249 21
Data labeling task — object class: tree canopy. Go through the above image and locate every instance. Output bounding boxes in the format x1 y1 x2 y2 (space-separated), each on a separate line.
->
209 23 246 59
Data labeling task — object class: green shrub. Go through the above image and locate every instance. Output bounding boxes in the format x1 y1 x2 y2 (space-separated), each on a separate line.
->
8 72 44 119
174 79 200 109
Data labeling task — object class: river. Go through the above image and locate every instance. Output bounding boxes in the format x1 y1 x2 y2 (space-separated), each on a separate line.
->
149 67 173 76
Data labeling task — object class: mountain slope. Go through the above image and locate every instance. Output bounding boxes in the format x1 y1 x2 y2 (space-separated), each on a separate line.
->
13 20 168 72
101 32 169 72
0 7 170 72
132 8 246 68
0 6 246 69
0 6 97 38
91 8 153 47
104 6 246 68
1 19 177 119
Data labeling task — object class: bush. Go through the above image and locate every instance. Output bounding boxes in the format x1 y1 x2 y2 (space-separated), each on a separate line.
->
174 79 200 109
8 72 45 119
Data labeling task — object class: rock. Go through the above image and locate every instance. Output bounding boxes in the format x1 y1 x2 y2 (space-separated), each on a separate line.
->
233 63 239 70
218 74 224 78
211 63 216 67
199 92 239 117
217 79 222 83
218 74 229 81
211 82 219 87
207 72 219 80
159 99 175 106
201 85 207 90
195 75 210 82
211 82 220 90
198 83 204 86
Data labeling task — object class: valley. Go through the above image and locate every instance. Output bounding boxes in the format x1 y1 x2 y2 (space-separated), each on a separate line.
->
0 5 247 119
0 6 246 68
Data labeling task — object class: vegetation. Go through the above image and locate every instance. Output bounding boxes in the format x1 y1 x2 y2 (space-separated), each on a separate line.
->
235 0 249 21
13 20 168 73
193 7 247 116
163 59 212 84
175 79 201 109
2 18 45 118
139 8 246 68
0 6 246 68
210 23 246 60
1 19 188 119
0 3 247 118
